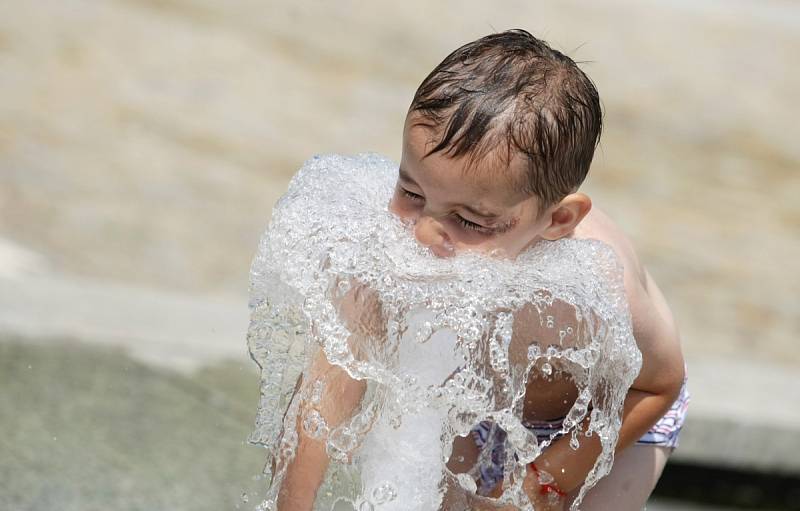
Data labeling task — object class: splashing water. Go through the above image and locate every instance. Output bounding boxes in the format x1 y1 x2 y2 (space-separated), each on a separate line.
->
247 154 641 510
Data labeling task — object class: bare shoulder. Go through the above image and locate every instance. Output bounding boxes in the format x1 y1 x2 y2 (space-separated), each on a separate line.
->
573 207 646 287
573 207 685 394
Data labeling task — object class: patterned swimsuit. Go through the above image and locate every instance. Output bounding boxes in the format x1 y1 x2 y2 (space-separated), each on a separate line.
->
469 376 690 496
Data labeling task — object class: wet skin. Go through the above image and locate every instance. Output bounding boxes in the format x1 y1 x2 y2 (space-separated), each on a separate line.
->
390 116 684 509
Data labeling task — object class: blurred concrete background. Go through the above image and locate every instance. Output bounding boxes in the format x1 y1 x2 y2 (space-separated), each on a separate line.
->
1 0 798 510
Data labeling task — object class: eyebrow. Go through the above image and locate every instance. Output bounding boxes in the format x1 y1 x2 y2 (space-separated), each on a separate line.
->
398 167 502 220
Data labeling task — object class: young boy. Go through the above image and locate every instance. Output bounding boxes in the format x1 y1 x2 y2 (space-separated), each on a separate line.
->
277 29 688 510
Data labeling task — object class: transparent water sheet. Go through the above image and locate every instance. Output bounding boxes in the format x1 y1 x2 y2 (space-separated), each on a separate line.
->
247 153 641 510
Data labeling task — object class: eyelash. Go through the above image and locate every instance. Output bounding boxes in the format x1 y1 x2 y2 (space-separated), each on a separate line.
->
401 189 500 234
456 216 489 232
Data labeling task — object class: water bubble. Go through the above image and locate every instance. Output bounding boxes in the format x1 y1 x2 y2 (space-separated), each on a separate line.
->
302 410 329 439
456 473 477 493
546 490 561 505
241 493 249 504
541 362 552 376
310 380 325 404
414 321 434 343
371 482 398 504
536 469 555 485
255 500 273 511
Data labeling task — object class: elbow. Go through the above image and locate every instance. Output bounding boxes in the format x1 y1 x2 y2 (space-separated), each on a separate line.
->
663 362 685 403
642 356 685 404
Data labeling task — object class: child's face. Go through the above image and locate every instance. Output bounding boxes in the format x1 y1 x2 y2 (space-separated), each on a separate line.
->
389 116 554 259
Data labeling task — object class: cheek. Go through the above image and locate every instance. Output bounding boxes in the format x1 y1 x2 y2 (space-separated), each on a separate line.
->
466 222 529 254
388 192 418 219
442 219 491 245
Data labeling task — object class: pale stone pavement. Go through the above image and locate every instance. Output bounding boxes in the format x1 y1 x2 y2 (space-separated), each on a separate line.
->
3 269 800 476
2 0 799 509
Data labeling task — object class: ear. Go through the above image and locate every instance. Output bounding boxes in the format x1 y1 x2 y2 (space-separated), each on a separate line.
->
540 193 592 241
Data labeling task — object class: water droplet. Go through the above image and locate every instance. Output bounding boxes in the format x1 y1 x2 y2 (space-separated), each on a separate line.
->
302 410 328 439
456 473 477 493
414 321 434 343
536 468 555 485
241 493 249 504
310 380 325 404
371 482 397 504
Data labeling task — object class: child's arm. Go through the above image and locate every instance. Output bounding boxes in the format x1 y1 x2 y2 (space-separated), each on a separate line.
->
276 283 383 510
276 352 367 510
525 265 685 501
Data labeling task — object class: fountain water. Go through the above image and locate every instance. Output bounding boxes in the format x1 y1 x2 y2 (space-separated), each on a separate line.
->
247 153 641 510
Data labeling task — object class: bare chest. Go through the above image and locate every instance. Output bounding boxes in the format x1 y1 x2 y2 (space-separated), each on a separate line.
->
518 207 636 421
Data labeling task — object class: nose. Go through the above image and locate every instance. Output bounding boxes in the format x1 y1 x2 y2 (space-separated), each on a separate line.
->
414 216 454 257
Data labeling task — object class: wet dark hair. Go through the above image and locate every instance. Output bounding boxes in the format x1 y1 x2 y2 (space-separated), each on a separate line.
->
409 29 602 208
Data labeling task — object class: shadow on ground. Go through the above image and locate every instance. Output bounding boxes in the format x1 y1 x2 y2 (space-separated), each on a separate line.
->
0 338 267 511
653 462 800 511
4 337 797 511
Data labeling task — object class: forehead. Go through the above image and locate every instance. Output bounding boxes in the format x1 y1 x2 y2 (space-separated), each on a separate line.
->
401 117 528 202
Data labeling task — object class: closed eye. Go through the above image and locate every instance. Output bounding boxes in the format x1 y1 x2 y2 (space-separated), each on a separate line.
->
400 186 510 236
455 215 493 233
402 189 424 201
